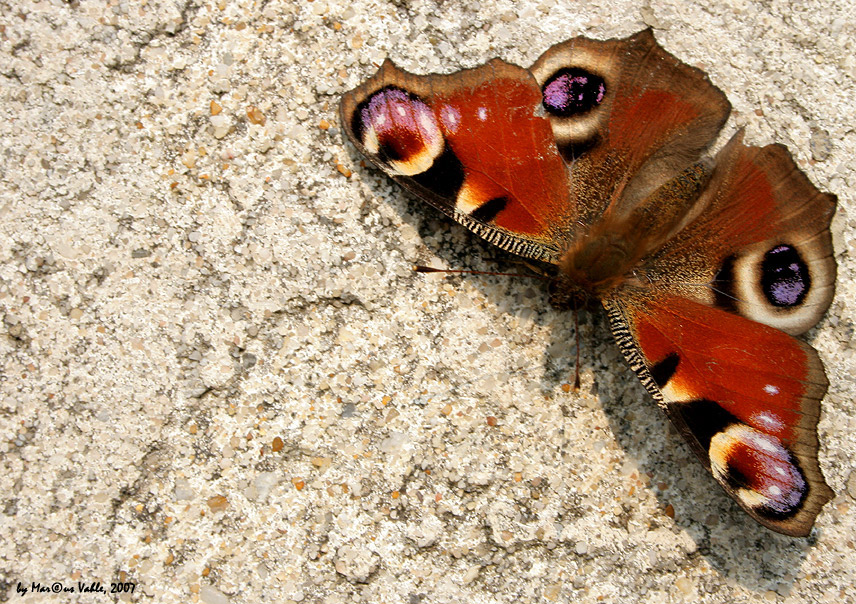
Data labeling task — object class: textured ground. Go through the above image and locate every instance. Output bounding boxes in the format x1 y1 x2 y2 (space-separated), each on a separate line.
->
1 0 855 602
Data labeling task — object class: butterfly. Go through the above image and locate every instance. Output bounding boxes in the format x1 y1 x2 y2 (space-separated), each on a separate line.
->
339 29 837 536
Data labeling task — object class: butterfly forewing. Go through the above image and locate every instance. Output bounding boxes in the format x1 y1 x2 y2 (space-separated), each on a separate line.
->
340 58 571 263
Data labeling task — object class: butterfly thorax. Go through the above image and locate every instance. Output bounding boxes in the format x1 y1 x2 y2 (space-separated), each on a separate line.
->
552 232 635 307
550 159 717 308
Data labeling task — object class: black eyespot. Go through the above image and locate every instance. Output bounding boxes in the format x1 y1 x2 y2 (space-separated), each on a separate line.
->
541 68 606 117
650 353 679 388
674 399 737 450
470 197 508 224
761 244 810 308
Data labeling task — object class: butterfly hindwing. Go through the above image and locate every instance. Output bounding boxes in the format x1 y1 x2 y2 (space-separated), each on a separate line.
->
530 29 731 233
648 131 837 336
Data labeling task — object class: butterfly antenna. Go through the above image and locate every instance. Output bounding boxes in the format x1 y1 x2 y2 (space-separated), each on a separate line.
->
573 300 581 391
414 265 551 282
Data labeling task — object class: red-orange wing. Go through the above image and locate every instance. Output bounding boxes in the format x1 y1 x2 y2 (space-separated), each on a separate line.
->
340 59 570 263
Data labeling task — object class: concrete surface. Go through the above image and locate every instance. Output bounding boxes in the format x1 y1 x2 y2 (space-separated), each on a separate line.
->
1 0 854 602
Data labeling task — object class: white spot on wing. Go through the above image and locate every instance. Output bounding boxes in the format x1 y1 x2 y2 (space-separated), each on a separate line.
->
419 112 437 137
750 433 780 454
440 105 461 134
763 384 780 395
753 411 783 432
477 107 488 121
363 126 380 154
737 488 770 509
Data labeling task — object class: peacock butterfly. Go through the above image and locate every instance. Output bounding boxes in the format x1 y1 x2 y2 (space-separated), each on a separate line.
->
339 29 837 537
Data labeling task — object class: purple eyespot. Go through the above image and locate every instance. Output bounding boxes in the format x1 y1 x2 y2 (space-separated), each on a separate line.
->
354 87 442 171
541 68 606 117
761 244 810 308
